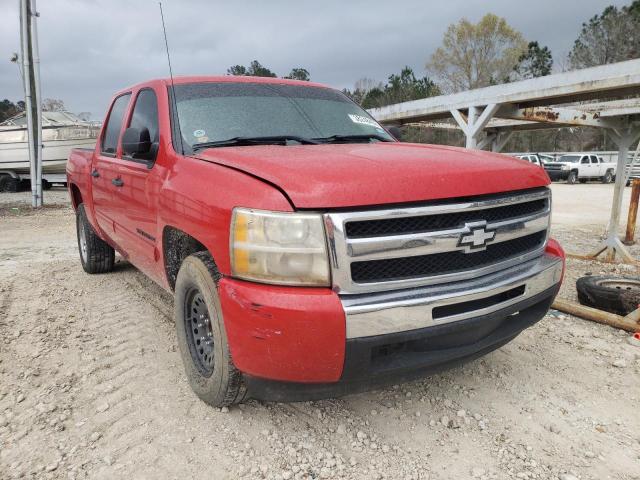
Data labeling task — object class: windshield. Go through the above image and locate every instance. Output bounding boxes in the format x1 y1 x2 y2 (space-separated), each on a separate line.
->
539 154 554 164
557 155 581 163
172 82 394 151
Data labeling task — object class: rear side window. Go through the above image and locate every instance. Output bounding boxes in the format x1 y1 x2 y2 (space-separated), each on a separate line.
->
101 94 131 155
590 156 599 164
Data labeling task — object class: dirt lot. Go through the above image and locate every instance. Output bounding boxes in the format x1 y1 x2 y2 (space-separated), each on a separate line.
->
0 184 639 480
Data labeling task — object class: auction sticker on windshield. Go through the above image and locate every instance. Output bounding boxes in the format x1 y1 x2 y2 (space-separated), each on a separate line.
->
348 114 383 129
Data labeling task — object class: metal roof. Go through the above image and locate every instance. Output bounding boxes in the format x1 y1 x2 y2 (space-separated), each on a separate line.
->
369 58 640 124
0 110 89 127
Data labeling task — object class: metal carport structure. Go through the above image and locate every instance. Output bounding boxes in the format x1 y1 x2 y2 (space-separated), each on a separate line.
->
369 59 640 263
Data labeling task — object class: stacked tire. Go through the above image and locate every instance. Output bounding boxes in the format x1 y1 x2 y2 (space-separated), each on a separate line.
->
577 275 640 315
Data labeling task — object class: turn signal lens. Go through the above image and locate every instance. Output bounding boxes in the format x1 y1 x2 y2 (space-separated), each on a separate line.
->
230 208 330 286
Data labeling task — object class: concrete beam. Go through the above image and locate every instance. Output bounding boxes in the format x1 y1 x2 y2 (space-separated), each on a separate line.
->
470 104 500 138
451 104 500 149
497 105 624 130
491 131 513 153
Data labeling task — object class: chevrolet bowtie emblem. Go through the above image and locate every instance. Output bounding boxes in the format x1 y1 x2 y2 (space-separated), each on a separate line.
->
457 221 496 253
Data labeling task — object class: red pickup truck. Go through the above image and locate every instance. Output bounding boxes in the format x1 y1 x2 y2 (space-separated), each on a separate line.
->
67 76 565 406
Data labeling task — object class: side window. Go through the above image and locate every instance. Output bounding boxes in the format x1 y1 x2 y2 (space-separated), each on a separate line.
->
101 94 131 155
591 156 599 164
125 89 159 162
581 156 590 164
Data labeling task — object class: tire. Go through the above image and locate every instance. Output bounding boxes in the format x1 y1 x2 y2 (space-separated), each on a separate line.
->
576 275 640 315
174 252 247 407
0 175 19 193
567 171 578 184
601 170 613 184
76 203 115 274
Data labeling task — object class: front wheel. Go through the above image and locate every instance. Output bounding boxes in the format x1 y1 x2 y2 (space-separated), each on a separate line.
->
567 171 578 184
174 252 247 407
76 204 115 274
601 171 613 184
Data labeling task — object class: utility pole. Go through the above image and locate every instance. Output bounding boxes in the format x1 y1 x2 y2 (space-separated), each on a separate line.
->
19 0 42 208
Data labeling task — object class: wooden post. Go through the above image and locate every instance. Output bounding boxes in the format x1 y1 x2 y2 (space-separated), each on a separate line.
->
552 298 640 332
624 179 640 244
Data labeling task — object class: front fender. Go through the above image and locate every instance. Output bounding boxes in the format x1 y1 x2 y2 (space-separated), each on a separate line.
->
157 156 293 281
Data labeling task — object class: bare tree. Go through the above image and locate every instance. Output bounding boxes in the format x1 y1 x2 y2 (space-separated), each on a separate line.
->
41 98 66 112
426 13 527 92
354 78 382 94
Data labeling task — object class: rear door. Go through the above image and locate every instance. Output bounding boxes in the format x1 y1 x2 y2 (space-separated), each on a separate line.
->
591 155 602 176
91 93 131 246
114 88 162 273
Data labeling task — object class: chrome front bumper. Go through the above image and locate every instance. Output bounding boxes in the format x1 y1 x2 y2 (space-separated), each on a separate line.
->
341 254 562 339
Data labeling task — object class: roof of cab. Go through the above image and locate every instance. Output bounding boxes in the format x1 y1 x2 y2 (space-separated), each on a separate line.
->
114 75 331 96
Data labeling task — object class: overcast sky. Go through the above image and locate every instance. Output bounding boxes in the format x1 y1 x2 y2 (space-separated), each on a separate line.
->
0 0 630 119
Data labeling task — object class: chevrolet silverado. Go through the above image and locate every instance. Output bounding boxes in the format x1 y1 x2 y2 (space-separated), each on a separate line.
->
544 153 616 184
67 76 565 406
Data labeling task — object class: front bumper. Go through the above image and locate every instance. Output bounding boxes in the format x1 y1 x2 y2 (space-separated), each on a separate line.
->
218 251 563 399
342 254 562 338
546 170 569 181
245 283 559 402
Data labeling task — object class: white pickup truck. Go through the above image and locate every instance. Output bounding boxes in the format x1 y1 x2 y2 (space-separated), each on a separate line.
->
544 153 616 184
516 153 555 168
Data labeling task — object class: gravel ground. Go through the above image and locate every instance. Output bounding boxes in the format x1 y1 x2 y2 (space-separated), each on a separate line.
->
0 184 639 480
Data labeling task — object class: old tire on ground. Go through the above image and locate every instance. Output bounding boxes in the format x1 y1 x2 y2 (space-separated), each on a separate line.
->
174 252 247 407
567 171 578 184
576 275 640 315
0 175 20 193
601 170 613 184
76 203 115 274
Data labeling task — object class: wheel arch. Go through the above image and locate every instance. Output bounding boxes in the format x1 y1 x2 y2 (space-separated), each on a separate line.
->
69 183 83 211
162 225 216 291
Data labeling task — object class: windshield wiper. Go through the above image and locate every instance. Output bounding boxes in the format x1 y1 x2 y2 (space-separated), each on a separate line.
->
313 134 393 144
192 135 319 151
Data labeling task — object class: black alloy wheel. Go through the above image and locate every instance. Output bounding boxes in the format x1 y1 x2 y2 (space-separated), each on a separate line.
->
184 288 215 376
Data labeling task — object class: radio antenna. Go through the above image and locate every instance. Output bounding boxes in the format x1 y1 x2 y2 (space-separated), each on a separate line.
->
159 2 184 154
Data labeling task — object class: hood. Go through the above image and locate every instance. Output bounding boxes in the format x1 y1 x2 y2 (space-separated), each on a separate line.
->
195 142 550 209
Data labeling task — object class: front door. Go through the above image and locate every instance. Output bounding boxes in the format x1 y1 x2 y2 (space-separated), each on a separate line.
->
580 155 592 178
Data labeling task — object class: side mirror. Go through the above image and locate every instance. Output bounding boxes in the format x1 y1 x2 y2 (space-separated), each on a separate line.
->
387 126 403 142
122 127 151 157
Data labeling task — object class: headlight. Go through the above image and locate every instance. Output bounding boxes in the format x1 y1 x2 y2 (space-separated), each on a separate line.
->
561 164 570 171
230 208 330 286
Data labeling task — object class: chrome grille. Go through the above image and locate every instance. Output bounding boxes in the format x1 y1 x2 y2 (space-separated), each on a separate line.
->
324 188 551 294
545 164 563 171
346 198 547 238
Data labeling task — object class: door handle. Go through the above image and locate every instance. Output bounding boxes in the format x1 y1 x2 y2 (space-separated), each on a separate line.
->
111 178 124 187
90 169 100 178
